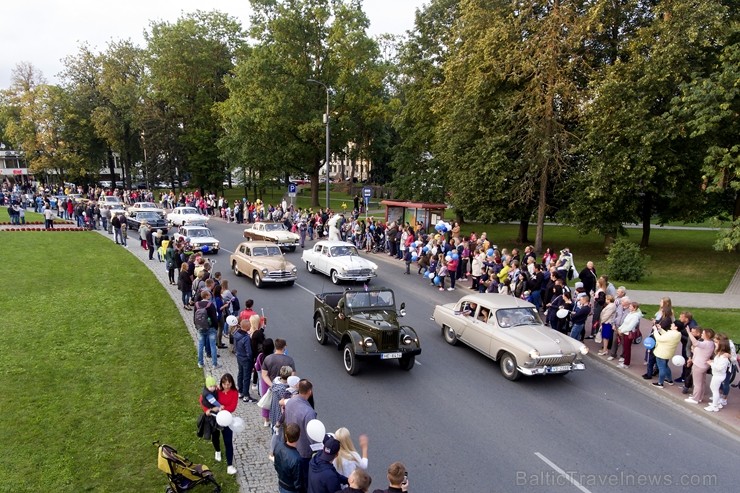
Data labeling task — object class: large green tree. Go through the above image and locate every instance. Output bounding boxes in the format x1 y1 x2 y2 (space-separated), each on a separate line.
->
434 0 588 251
217 0 385 207
570 0 731 247
145 10 244 192
391 0 459 204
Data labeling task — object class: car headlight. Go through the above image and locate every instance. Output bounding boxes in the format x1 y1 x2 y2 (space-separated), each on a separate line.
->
214 242 219 248
341 267 347 273
529 349 540 359
402 335 413 345
580 346 589 355
363 337 374 348
261 268 269 275
291 267 297 274
192 242 200 247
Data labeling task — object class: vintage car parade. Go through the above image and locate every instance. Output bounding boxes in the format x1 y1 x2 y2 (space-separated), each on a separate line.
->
3 1 739 492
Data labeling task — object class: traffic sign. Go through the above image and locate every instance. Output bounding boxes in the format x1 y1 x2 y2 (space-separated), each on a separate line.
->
362 187 372 198
288 183 297 194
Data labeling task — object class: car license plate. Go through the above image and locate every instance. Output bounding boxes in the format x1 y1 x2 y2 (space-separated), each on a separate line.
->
381 352 402 359
549 365 571 372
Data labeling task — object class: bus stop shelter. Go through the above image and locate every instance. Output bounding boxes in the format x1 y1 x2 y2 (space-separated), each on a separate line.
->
380 200 447 232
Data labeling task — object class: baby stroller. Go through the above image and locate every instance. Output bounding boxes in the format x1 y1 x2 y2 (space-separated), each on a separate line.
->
155 442 221 493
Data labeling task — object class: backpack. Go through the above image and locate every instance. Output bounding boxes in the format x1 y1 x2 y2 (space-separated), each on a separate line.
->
194 301 212 331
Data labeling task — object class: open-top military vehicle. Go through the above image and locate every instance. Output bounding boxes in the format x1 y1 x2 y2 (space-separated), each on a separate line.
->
312 288 421 375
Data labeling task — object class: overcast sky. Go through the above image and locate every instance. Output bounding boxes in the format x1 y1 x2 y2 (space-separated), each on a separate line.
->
1 0 427 88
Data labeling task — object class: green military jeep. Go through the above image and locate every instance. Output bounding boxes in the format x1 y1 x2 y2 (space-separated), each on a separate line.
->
312 288 422 375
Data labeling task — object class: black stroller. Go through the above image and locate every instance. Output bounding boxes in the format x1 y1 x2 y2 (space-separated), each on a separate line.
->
155 442 221 493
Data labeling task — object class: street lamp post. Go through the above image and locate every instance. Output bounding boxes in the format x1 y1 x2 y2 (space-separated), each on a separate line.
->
307 79 331 210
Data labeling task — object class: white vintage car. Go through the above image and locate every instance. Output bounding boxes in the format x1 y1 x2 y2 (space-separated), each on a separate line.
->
127 201 165 217
243 222 300 251
173 225 219 254
167 206 209 227
432 293 588 381
302 240 378 284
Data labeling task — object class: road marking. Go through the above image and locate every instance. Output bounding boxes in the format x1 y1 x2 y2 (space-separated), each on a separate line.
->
415 360 421 365
535 452 592 493
220 247 233 254
295 283 317 296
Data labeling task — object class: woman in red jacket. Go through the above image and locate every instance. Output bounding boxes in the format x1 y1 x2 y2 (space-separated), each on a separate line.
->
200 373 239 475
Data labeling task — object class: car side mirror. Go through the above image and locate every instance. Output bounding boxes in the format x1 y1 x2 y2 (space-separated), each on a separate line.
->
399 302 406 317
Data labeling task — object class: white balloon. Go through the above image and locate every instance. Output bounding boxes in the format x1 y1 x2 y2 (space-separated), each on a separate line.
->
306 419 326 443
671 355 686 367
229 416 245 433
216 410 233 427
556 308 569 319
226 315 238 327
428 272 435 279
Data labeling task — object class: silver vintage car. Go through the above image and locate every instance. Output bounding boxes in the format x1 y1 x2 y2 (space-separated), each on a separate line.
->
432 293 588 381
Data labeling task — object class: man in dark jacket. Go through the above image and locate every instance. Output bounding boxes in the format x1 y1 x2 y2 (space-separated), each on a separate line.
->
578 261 598 296
527 264 545 311
274 423 303 493
569 294 591 341
307 435 346 493
371 462 408 493
233 319 255 403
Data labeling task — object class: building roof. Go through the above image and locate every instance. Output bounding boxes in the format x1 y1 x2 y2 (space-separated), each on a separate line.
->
380 200 447 210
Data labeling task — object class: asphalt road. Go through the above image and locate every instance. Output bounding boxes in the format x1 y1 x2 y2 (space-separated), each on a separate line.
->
202 219 740 492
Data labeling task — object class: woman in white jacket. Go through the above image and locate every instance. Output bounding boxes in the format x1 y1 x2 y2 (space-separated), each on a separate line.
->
706 338 732 412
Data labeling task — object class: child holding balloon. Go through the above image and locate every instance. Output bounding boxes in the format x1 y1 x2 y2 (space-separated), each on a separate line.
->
199 373 239 475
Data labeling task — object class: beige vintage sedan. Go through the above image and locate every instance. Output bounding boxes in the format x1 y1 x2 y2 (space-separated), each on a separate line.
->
230 241 297 288
243 222 300 251
432 293 588 380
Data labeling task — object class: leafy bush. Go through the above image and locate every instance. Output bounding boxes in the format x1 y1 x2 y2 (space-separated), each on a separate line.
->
713 217 740 252
606 238 650 282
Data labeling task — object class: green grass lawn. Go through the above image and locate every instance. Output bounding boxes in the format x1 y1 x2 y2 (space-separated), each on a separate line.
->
0 207 69 223
457 222 739 293
639 305 740 341
0 233 238 493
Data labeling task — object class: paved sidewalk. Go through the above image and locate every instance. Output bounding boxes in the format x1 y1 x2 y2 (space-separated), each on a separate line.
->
582 320 740 437
93 228 277 492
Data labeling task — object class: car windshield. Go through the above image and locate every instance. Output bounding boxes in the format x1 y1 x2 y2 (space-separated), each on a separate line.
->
345 290 394 309
330 245 359 257
265 223 287 232
187 228 212 238
495 308 542 328
136 203 156 208
180 208 198 215
138 212 160 220
104 197 121 203
251 246 282 256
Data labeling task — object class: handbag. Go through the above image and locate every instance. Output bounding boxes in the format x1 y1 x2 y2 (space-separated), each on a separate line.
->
257 387 273 409
594 328 603 344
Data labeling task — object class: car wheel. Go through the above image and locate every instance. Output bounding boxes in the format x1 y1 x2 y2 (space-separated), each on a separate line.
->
253 271 263 289
343 342 359 375
399 354 415 371
331 270 340 284
442 325 458 345
499 352 520 381
232 262 241 276
212 249 218 255
315 318 328 345
285 281 295 287
306 261 314 273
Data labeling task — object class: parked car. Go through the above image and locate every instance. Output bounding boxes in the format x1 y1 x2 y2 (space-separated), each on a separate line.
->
431 293 588 381
108 203 126 217
126 211 169 236
242 222 300 251
173 225 219 254
167 206 209 227
127 201 165 217
301 240 378 284
312 288 421 375
230 241 297 288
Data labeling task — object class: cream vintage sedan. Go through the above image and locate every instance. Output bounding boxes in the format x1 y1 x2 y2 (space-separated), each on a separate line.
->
243 222 299 251
301 240 378 284
432 293 588 381
230 241 297 288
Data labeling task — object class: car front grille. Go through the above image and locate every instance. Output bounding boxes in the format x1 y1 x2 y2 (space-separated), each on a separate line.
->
267 271 293 279
346 268 373 277
378 330 399 351
537 355 575 366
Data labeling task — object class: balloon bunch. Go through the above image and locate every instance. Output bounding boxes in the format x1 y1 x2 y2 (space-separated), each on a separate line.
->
215 410 246 433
